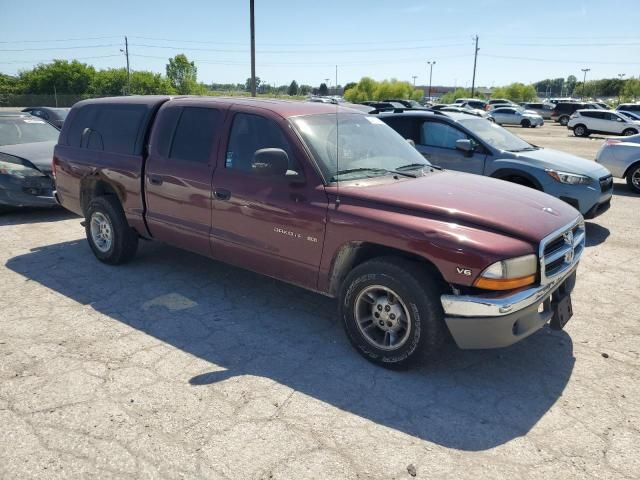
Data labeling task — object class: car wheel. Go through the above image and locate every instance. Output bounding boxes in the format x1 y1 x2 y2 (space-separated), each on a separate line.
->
521 119 531 128
85 195 139 265
623 128 638 136
559 116 569 126
627 164 640 193
339 257 446 368
574 124 589 137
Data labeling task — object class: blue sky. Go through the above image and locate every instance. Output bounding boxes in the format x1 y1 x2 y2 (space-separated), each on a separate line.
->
2 0 639 88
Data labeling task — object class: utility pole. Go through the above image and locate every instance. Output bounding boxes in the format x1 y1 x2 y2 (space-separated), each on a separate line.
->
581 68 590 100
124 36 130 95
250 0 256 97
471 35 479 97
325 78 330 95
412 75 417 87
618 73 625 103
427 61 435 101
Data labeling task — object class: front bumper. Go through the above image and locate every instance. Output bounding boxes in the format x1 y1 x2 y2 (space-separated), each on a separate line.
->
0 175 57 208
441 264 578 349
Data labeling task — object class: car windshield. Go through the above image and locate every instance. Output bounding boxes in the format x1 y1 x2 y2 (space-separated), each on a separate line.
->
457 117 536 152
291 113 431 182
0 117 60 146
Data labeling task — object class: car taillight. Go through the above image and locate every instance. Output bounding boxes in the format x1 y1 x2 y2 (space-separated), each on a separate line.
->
605 139 621 146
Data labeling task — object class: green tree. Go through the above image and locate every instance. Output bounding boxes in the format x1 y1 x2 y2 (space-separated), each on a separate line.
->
343 82 357 94
245 76 261 92
0 73 21 94
287 80 299 96
166 54 198 95
343 77 423 102
622 78 640 101
439 88 473 104
566 75 577 96
19 60 95 94
299 84 312 95
490 83 537 103
318 82 329 96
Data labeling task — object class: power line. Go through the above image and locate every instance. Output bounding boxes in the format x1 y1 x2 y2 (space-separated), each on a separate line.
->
0 44 120 52
482 54 640 65
0 35 121 44
0 54 123 65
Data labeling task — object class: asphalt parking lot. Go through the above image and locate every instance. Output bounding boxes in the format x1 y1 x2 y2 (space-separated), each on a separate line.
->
1 124 639 479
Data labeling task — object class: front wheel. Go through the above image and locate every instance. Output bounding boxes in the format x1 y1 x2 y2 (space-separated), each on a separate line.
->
627 164 640 193
573 124 589 137
622 128 638 136
559 116 570 126
85 196 139 265
521 119 531 128
339 257 446 367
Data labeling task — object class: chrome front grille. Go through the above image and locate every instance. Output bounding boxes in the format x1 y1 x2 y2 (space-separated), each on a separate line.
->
539 218 585 285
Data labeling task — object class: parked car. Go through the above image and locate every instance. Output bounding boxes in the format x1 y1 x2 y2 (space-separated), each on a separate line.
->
383 99 427 109
54 96 586 367
551 102 599 126
486 99 516 110
360 101 406 110
21 107 69 129
491 107 544 127
616 103 640 114
459 99 487 110
595 134 640 193
437 106 494 121
521 102 554 119
568 109 640 137
618 110 640 121
0 113 59 210
379 110 612 218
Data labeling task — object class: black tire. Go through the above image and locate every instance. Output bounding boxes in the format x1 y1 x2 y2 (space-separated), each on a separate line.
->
622 128 638 136
559 116 570 126
573 124 589 137
626 164 640 193
85 195 138 265
521 119 531 128
339 257 446 368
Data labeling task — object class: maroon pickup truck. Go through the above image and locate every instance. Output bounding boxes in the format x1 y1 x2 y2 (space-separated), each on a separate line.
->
53 96 585 367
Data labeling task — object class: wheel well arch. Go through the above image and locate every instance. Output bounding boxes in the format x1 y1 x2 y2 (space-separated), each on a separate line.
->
80 176 122 217
623 159 640 178
327 242 445 297
490 168 543 190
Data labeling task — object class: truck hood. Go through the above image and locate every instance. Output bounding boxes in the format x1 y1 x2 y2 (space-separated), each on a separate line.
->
336 170 580 244
515 147 610 178
0 141 56 174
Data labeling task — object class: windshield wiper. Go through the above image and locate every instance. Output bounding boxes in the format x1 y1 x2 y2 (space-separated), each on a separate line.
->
330 167 416 181
396 163 443 172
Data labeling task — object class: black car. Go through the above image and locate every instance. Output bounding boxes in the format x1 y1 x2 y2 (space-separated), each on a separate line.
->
550 102 599 125
382 99 427 109
360 101 406 110
0 113 58 210
21 107 69 129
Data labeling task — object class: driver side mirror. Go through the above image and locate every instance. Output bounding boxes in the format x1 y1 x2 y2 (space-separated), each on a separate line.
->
406 138 416 148
456 138 475 156
252 148 289 176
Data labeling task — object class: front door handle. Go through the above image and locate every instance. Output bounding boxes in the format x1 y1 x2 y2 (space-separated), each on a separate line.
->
214 188 231 201
148 175 163 186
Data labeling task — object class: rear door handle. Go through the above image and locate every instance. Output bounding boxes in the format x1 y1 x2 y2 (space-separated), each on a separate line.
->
214 188 231 201
148 175 163 186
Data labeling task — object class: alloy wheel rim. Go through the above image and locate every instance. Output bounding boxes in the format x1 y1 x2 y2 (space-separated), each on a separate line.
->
632 168 640 189
90 212 113 253
354 285 411 351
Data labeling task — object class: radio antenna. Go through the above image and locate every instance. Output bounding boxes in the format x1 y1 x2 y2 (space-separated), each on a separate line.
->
335 64 340 206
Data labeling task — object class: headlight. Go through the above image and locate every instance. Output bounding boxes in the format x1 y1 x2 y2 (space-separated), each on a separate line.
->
0 154 45 179
545 169 592 185
474 254 537 290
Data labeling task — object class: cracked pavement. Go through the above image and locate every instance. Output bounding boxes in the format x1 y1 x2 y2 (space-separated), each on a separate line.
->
1 125 639 479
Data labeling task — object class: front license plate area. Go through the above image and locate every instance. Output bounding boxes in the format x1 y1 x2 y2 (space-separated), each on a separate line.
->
550 293 573 330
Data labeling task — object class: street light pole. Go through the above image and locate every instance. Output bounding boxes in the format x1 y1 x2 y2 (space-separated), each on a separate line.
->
581 68 590 100
250 0 256 97
618 73 626 104
412 75 417 87
427 61 435 101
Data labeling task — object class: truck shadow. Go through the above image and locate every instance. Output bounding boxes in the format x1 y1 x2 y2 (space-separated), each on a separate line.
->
585 222 610 247
6 240 575 452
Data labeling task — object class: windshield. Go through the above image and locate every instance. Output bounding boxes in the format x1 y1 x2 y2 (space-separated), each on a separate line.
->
292 113 430 182
0 117 59 146
457 117 535 152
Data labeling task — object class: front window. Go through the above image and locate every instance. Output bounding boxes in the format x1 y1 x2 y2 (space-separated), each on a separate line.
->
291 113 429 182
457 118 536 152
0 117 60 146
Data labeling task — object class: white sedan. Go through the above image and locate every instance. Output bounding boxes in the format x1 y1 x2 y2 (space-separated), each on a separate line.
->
491 107 544 128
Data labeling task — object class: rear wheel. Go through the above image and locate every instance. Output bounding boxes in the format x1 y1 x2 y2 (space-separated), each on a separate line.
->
339 257 446 368
521 119 531 128
622 128 638 136
573 124 589 137
85 196 138 265
559 116 570 126
627 164 640 193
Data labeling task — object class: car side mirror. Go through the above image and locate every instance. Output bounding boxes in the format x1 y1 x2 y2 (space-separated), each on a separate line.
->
406 138 416 147
456 138 474 155
252 148 289 176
